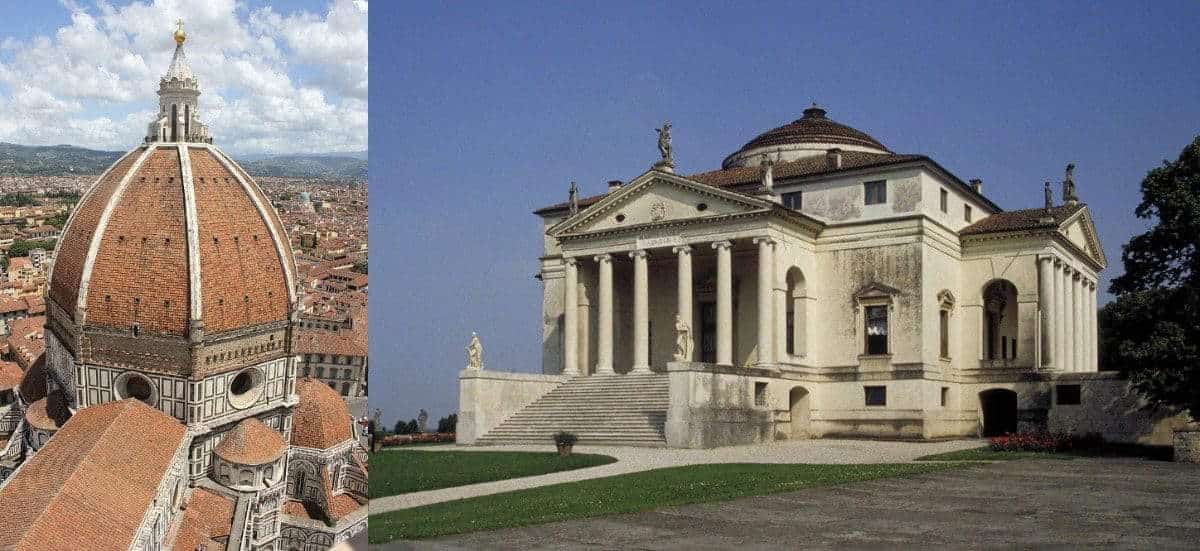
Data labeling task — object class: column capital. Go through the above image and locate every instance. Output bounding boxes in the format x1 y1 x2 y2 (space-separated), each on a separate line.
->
593 253 613 263
712 240 733 250
563 256 578 267
751 236 776 246
671 245 692 255
1039 255 1056 265
1072 270 1082 281
629 249 649 260
1054 257 1064 267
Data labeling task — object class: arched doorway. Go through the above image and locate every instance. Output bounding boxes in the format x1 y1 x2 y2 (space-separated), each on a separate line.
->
789 386 810 439
979 389 1018 436
982 280 1019 360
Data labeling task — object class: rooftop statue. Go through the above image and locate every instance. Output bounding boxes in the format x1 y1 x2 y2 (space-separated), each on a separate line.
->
655 121 673 164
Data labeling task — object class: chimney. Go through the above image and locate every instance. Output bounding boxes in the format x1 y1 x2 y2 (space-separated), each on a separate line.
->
969 178 983 194
825 148 842 169
607 180 623 192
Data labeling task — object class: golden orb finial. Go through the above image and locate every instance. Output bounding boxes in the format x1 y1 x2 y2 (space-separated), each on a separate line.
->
174 18 186 45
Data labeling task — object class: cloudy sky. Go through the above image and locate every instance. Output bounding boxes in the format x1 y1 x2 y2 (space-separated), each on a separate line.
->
0 0 366 155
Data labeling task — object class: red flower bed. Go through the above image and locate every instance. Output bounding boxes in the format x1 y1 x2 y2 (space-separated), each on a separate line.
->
378 432 457 448
988 431 1104 453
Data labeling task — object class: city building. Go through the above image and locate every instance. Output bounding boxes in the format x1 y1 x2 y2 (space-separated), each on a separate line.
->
459 107 1173 448
0 24 366 550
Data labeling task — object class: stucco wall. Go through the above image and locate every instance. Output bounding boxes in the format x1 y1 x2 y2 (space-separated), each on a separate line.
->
1048 373 1190 445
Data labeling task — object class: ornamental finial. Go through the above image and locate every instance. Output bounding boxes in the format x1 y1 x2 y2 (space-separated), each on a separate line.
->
174 18 186 45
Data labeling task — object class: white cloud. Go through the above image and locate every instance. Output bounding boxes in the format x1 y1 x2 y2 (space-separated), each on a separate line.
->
0 0 367 155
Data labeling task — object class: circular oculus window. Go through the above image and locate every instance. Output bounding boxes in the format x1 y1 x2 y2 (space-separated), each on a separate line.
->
227 367 265 409
113 372 158 406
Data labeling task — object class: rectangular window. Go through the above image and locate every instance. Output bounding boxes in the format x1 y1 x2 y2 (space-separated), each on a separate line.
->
940 188 948 213
781 191 803 210
864 305 888 355
939 310 949 358
864 180 887 205
1056 384 1082 405
864 385 887 406
964 205 973 222
754 382 767 406
940 387 949 407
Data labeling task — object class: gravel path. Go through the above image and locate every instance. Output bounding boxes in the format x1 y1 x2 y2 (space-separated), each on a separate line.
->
369 438 985 513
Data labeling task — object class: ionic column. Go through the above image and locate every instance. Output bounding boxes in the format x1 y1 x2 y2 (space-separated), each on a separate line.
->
753 237 776 365
673 245 693 361
563 257 579 376
1063 268 1075 372
1080 273 1089 372
1070 270 1080 372
594 253 614 374
713 241 734 365
1053 260 1064 370
630 250 651 373
1089 281 1099 371
1081 278 1092 372
1037 256 1056 368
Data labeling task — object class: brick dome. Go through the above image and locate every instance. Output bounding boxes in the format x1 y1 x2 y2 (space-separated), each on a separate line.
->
48 143 296 338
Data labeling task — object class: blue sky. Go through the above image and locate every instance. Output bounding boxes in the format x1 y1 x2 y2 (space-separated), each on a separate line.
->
372 1 1200 424
0 0 366 155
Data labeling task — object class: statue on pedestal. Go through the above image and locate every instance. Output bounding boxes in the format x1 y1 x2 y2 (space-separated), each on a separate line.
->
568 180 579 215
1062 162 1078 204
466 332 483 369
673 314 691 361
654 121 674 172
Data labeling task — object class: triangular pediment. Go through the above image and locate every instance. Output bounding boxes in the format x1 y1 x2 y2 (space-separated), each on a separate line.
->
1059 207 1107 268
549 170 771 237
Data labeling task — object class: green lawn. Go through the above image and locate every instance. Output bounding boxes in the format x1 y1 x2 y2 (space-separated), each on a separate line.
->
915 447 1075 461
369 462 966 542
369 450 617 498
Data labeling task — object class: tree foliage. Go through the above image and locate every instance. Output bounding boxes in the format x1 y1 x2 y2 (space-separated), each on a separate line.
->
1105 136 1200 416
436 413 458 433
352 258 368 274
7 239 56 258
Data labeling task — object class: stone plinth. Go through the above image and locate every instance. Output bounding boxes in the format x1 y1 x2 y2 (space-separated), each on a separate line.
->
665 361 780 449
457 370 567 445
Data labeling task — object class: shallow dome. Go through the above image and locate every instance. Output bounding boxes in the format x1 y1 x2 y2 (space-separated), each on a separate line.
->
49 143 296 339
722 105 890 168
214 418 287 465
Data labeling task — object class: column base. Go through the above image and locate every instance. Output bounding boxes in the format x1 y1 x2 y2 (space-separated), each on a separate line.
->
595 365 615 375
630 364 651 373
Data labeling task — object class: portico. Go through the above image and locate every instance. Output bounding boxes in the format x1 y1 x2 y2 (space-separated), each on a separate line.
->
559 230 786 375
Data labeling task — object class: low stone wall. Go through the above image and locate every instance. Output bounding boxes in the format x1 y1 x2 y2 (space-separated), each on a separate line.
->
456 370 566 444
1047 372 1190 446
665 362 777 448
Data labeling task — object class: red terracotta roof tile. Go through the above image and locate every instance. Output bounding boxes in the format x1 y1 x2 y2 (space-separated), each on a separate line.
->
960 203 1084 236
291 377 353 449
0 399 187 551
213 418 287 465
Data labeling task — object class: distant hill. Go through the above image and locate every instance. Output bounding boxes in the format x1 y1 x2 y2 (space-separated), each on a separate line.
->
239 154 368 180
0 143 122 175
0 142 367 180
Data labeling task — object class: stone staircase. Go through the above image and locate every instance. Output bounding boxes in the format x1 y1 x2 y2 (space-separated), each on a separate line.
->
474 373 669 447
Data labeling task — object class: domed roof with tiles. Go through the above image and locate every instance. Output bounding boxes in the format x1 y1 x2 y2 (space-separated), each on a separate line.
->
722 105 890 168
47 30 296 345
214 418 287 465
